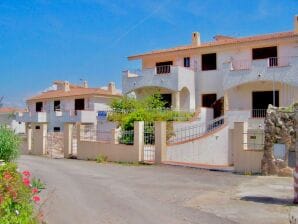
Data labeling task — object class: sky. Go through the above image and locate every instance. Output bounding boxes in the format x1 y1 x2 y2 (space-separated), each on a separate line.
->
0 0 297 107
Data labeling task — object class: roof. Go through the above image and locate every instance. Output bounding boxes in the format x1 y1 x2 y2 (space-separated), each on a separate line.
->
27 85 122 101
0 107 24 113
128 31 298 60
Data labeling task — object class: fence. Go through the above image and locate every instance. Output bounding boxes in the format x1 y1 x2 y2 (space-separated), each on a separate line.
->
118 129 134 145
251 109 267 118
167 116 225 145
80 125 114 143
243 130 264 150
144 122 155 161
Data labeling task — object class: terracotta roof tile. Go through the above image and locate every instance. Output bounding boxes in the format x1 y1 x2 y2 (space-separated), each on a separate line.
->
128 31 298 59
0 107 24 113
27 86 121 101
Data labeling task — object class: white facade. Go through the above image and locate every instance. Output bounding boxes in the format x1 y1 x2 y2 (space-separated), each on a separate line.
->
17 81 121 132
0 111 25 134
123 17 298 125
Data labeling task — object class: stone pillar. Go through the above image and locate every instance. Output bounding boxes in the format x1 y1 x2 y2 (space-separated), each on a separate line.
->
63 123 74 158
294 105 298 204
155 121 167 164
172 92 180 110
134 121 144 162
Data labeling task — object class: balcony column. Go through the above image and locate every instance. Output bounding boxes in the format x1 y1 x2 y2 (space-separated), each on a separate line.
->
172 91 180 110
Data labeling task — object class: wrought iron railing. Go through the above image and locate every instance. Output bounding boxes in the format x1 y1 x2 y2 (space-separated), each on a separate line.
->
251 109 267 118
167 116 226 145
80 125 114 142
268 57 290 67
156 65 171 74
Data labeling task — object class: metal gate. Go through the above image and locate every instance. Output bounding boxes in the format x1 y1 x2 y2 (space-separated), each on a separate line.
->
45 132 64 159
144 122 155 162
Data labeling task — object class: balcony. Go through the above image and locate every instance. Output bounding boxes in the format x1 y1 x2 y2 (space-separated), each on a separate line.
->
16 112 47 123
60 110 97 124
223 56 298 90
122 65 195 94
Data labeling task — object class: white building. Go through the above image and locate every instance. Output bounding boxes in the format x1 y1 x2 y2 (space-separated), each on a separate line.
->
123 15 298 123
17 80 121 132
0 108 25 134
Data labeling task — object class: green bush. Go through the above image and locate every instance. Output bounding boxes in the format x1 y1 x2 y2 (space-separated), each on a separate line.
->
0 163 39 224
108 94 193 133
96 154 108 163
0 126 21 162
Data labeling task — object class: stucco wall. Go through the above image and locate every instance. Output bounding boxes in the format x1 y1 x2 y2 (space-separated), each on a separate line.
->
226 81 298 111
232 122 263 173
167 125 231 166
77 141 140 162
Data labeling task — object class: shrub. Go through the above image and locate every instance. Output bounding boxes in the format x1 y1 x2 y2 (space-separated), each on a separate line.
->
0 163 41 224
96 154 108 163
0 126 21 162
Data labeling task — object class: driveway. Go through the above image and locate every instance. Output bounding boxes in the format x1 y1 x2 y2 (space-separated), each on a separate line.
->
18 155 296 224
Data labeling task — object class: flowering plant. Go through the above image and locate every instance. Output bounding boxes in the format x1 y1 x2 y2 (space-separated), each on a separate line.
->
0 163 45 224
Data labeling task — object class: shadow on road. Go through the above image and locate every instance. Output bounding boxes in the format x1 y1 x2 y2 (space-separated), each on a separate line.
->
240 196 293 205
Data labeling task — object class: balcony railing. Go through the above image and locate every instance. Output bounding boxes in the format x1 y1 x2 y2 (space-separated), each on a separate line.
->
156 65 171 74
267 57 290 67
251 109 267 118
231 59 251 70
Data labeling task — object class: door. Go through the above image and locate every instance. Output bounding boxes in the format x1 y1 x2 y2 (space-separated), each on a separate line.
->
252 91 279 117
160 94 172 108
75 99 85 111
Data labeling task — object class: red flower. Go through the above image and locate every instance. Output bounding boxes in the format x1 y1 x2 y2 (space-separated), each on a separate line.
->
32 188 39 194
3 172 12 180
22 177 30 186
32 195 40 203
22 170 31 177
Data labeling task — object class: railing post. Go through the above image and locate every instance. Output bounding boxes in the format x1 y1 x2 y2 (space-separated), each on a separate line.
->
155 121 167 164
134 121 144 162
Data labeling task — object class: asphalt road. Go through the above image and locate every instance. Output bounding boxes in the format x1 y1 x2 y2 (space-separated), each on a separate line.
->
18 155 295 224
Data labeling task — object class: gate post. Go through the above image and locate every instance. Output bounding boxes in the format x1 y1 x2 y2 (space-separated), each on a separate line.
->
64 123 74 158
155 121 167 164
294 105 298 204
31 123 47 155
26 123 32 153
134 121 144 162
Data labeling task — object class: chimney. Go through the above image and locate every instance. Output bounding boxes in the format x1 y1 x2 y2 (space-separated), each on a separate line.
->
108 82 116 94
83 80 88 88
295 15 298 34
192 32 201 46
64 81 70 92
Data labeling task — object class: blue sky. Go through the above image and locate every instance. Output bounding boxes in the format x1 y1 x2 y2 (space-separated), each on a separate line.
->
0 0 297 107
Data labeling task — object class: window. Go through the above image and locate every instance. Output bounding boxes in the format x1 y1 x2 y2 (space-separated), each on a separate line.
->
36 102 43 112
156 61 173 74
184 57 190 67
202 94 217 108
54 100 61 111
35 126 40 130
252 46 277 60
53 127 61 132
201 53 217 71
75 98 85 111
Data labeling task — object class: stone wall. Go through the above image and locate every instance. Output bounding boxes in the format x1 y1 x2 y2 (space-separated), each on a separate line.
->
261 105 296 176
